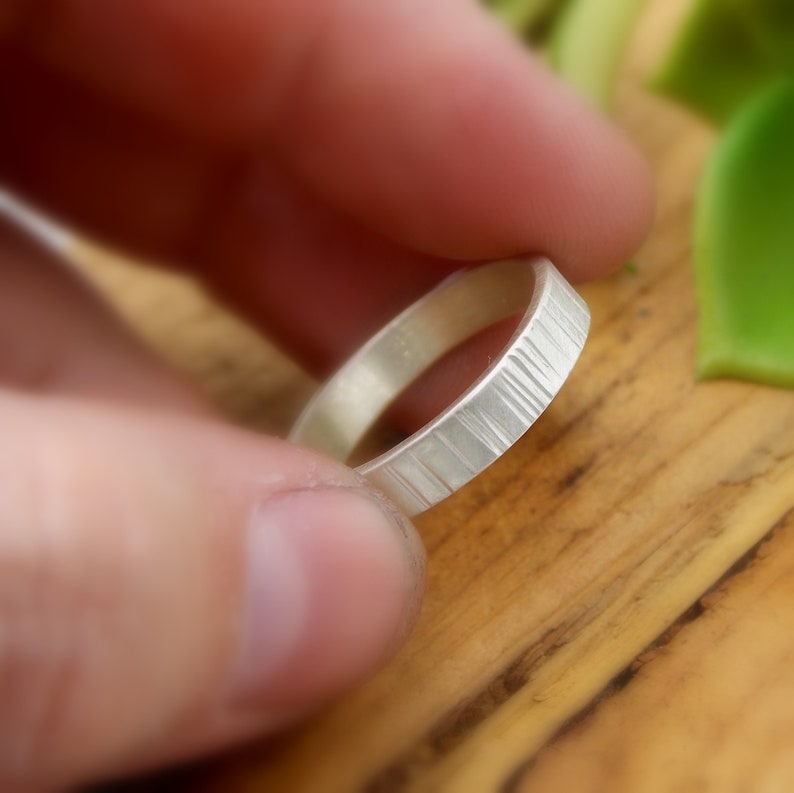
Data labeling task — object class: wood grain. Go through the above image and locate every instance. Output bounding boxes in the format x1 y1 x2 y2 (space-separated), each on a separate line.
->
512 510 794 793
72 0 794 790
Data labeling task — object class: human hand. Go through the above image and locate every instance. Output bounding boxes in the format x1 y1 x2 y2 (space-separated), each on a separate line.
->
0 1 652 790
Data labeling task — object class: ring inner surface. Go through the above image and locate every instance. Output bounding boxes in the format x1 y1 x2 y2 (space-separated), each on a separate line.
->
292 259 539 462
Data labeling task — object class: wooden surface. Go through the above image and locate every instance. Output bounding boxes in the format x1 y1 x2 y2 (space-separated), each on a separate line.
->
76 0 794 790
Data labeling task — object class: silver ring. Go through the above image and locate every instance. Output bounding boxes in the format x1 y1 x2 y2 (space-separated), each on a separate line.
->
289 257 590 516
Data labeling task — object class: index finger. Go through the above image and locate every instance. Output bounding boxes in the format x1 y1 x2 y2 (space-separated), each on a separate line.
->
7 0 653 278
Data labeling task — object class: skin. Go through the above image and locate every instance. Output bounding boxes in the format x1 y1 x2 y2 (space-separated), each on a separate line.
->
0 1 653 790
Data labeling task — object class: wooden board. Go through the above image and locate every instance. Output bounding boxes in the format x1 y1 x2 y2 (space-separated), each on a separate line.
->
75 0 794 789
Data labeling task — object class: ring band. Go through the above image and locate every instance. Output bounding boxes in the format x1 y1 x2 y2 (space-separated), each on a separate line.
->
289 257 590 516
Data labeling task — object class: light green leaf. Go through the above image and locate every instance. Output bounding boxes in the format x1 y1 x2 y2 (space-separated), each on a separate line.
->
549 0 647 108
483 0 569 40
695 80 794 387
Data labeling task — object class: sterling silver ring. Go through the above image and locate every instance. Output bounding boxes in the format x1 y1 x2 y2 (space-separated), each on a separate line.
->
289 257 590 516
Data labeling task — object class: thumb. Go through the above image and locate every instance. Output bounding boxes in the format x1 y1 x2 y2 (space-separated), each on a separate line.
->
0 391 424 791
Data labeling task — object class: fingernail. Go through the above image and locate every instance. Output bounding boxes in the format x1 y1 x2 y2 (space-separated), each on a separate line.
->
229 487 425 709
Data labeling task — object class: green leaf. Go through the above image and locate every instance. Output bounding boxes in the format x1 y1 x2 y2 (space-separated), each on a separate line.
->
652 0 794 126
483 0 569 40
549 0 647 109
695 79 794 387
